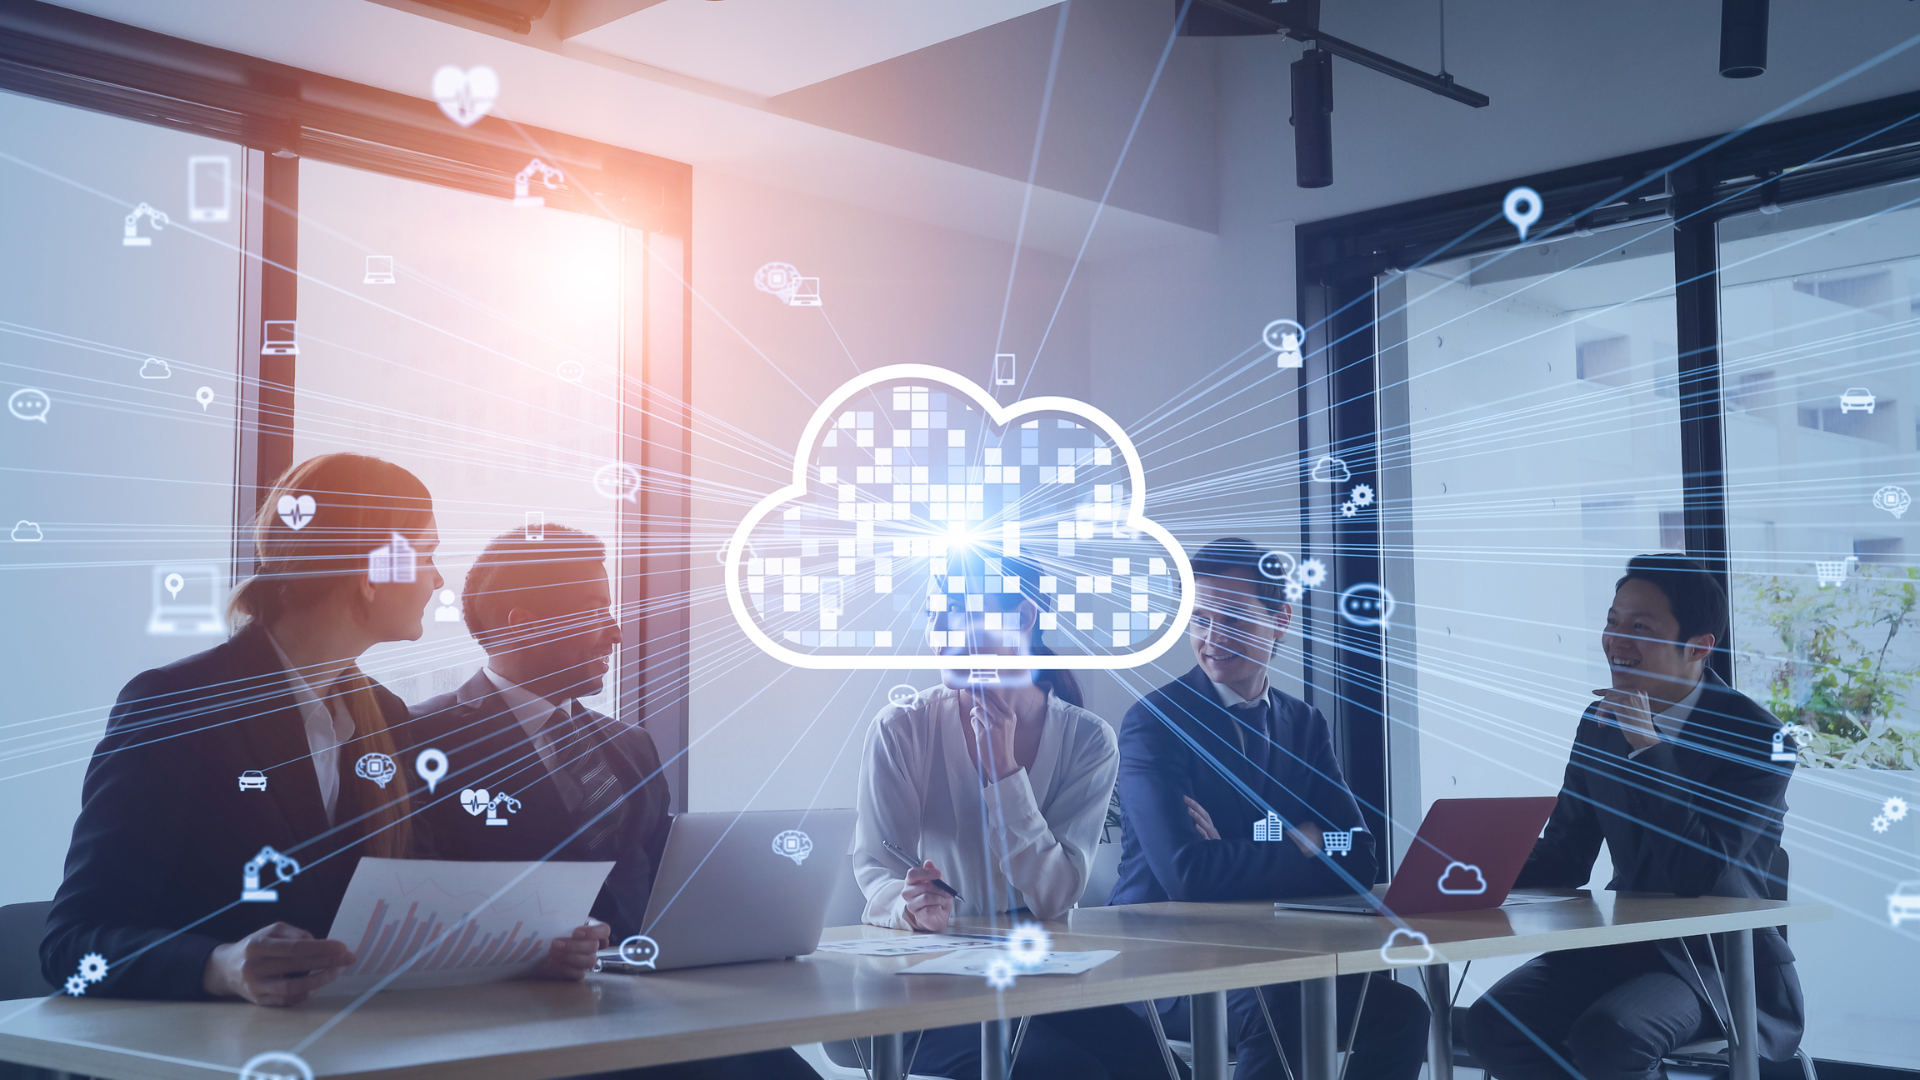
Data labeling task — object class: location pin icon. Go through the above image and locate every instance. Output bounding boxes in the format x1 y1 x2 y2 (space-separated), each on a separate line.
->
164 572 184 599
195 387 214 410
1503 186 1543 241
416 748 449 794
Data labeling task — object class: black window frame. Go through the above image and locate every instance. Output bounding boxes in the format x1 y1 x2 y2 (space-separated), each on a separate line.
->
1294 87 1920 877
0 0 697 806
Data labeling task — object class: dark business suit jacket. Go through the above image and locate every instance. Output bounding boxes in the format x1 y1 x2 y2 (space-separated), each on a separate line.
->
406 670 672 940
1516 670 1805 1058
41 625 421 999
1110 665 1375 905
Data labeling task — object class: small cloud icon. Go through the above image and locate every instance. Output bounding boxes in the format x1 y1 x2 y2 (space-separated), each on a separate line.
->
138 358 172 379
1437 861 1487 895
724 365 1194 671
11 520 43 542
1379 927 1434 965
1310 455 1350 483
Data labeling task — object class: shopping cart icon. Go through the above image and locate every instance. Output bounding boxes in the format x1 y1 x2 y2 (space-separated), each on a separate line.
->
1323 830 1354 857
1815 555 1858 588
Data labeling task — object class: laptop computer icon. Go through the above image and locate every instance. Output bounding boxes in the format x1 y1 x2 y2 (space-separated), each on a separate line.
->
364 255 396 285
262 320 299 356
148 565 225 636
1274 796 1557 917
788 277 822 307
605 809 856 972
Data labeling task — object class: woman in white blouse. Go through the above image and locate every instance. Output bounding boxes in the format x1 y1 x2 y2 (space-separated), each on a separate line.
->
853 553 1179 1080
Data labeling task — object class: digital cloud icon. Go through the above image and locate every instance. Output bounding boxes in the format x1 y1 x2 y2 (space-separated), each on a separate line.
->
1309 455 1350 484
1379 927 1434 965
138 358 172 379
11 520 44 542
1437 860 1487 895
724 365 1194 671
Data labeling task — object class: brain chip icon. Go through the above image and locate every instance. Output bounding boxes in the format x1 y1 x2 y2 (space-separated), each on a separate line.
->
773 829 813 865
724 365 1194 673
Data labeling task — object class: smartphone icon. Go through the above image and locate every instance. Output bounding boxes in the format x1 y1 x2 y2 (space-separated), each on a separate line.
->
993 353 1015 387
525 511 545 541
188 155 231 223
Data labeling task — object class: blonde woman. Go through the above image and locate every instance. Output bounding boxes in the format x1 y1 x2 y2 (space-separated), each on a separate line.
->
42 454 601 1005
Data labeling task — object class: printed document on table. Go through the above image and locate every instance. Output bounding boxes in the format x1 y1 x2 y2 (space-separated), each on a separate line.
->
816 933 1012 957
320 858 612 996
902 950 1120 976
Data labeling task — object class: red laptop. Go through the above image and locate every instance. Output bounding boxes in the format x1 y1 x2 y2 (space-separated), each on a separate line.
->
1272 796 1558 916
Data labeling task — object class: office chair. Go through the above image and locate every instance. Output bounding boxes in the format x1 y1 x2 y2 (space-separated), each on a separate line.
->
0 901 71 1080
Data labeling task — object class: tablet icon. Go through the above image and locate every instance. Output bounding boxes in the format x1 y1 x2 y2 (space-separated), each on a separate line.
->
1437 861 1487 895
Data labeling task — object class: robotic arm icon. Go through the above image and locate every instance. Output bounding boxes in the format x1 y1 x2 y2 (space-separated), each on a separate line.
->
240 845 301 902
485 791 522 826
512 159 564 207
123 202 170 247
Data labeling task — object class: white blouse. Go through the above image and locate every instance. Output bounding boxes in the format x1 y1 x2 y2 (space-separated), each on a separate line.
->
853 686 1119 929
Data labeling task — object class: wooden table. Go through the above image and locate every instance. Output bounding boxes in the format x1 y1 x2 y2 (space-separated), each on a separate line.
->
0 925 1329 1080
1056 891 1832 1080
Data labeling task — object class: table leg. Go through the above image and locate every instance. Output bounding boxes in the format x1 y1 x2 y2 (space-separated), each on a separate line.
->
982 1018 1012 1080
870 1032 905 1080
1423 965 1453 1080
1728 928 1759 1080
1302 976 1338 1080
1191 991 1230 1080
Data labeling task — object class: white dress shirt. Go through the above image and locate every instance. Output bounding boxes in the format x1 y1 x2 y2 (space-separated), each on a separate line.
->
854 686 1118 929
1627 679 1705 759
1209 673 1270 709
481 667 569 776
267 634 355 826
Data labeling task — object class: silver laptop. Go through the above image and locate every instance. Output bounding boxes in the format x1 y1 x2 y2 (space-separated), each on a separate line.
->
613 809 855 972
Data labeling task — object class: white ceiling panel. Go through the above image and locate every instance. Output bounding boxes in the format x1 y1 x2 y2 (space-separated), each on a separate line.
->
565 0 1062 97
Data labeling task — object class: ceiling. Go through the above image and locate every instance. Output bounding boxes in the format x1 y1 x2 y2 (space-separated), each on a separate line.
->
560 0 1063 97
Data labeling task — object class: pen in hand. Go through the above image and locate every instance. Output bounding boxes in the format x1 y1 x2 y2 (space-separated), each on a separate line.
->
880 838 963 901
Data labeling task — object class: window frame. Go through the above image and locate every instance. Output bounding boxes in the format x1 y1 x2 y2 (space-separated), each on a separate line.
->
0 0 696 805
1294 87 1920 874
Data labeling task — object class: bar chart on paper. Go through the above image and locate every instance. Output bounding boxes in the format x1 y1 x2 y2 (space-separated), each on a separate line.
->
320 858 612 995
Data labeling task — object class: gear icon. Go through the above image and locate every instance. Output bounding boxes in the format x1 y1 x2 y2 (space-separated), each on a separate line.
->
64 974 87 997
1885 796 1909 822
1351 484 1375 507
985 957 1016 990
1340 501 1358 518
78 953 107 984
1008 924 1051 969
1296 558 1327 589
1872 815 1891 833
1283 579 1305 603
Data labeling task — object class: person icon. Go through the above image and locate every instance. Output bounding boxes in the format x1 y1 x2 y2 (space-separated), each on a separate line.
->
433 589 461 623
1262 318 1305 369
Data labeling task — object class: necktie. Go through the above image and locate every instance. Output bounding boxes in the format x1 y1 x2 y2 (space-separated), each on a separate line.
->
542 706 629 855
1233 697 1273 779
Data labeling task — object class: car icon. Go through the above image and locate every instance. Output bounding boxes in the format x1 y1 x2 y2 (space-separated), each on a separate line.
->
1890 881 1920 926
1839 388 1876 414
238 770 268 792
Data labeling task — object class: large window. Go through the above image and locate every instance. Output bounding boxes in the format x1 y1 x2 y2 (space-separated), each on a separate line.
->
293 159 627 712
1720 182 1920 1066
0 90 243 907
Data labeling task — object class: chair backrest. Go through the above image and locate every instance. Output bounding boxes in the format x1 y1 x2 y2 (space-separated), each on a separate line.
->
0 902 56 1000
1769 846 1790 943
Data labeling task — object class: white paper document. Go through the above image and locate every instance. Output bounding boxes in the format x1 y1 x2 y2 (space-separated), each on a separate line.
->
816 933 1011 957
320 858 613 996
902 950 1120 977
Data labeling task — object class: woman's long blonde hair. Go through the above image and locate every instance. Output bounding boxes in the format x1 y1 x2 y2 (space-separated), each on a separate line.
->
230 453 433 858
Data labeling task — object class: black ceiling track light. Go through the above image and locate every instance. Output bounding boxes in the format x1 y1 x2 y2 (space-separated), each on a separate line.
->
1180 0 1489 188
1719 0 1770 78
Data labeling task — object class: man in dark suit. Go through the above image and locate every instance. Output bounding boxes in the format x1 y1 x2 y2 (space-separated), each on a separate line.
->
408 526 816 1080
1112 538 1430 1080
1464 554 1805 1080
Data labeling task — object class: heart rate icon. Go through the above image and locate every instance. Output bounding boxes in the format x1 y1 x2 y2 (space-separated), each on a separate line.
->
276 494 316 531
459 788 491 816
431 65 499 128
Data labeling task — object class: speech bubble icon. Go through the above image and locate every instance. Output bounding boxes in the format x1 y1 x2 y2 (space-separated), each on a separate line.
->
196 386 214 410
593 462 642 502
556 360 585 383
1338 582 1395 628
1257 550 1295 581
164 572 184 599
887 684 918 708
8 388 50 423
618 933 659 969
416 747 449 794
238 1051 314 1080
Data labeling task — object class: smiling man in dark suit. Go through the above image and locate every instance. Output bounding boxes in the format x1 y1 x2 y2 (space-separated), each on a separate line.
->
1111 538 1430 1080
409 525 816 1080
1464 553 1805 1080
